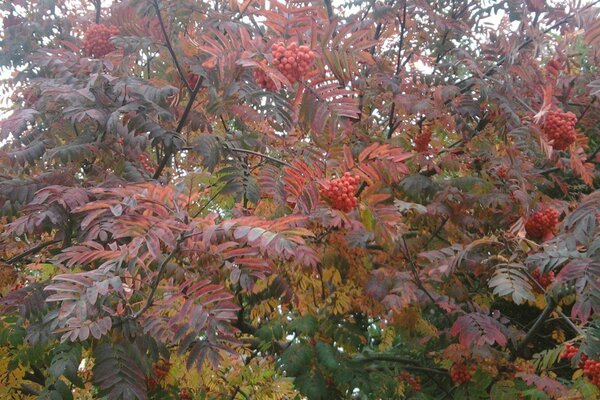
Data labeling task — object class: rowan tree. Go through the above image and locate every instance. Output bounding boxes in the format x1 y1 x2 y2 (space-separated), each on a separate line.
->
2 0 600 399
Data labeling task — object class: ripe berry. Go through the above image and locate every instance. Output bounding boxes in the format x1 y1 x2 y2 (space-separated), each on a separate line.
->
138 153 155 174
543 110 577 150
496 165 508 179
270 41 315 85
525 208 559 240
399 371 421 392
253 60 278 91
560 343 578 360
531 268 555 289
82 24 120 58
322 172 360 212
450 363 472 385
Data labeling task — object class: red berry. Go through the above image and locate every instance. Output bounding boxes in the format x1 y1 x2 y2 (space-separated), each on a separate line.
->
83 24 120 58
322 173 360 212
266 40 315 86
531 268 555 289
543 110 577 150
450 363 472 385
253 60 278 91
525 208 559 240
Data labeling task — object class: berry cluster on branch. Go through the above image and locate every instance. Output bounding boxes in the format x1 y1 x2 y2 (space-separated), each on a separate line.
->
561 344 600 387
450 362 473 385
271 41 314 84
525 208 559 240
82 24 119 58
531 268 555 289
138 153 155 174
543 110 577 150
322 172 360 212
398 371 421 392
253 60 278 91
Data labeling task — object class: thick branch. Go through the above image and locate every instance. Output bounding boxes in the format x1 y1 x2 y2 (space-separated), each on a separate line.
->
514 298 555 358
356 355 448 376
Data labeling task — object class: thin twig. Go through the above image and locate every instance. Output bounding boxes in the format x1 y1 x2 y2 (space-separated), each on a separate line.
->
129 241 181 320
153 77 204 179
400 237 452 325
386 0 407 140
152 0 193 92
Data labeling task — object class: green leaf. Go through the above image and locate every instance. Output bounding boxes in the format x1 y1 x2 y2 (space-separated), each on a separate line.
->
315 341 339 371
289 315 318 336
277 342 314 377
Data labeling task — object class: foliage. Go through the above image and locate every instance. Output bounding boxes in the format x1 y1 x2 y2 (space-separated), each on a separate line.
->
2 0 600 398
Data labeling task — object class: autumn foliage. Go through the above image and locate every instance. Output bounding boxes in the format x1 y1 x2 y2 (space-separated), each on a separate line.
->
3 0 600 399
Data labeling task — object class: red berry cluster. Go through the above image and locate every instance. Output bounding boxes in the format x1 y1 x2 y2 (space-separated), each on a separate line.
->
82 24 119 58
138 153 155 174
525 208 559 240
450 363 472 385
253 60 278 91
147 359 171 391
322 172 360 212
560 343 600 386
561 343 579 361
271 41 315 84
531 268 555 289
543 110 577 150
399 371 421 392
496 165 508 180
414 127 432 153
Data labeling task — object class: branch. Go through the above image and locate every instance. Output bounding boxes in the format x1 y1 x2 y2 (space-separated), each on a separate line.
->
153 76 204 179
152 0 193 93
514 297 555 358
226 147 295 169
386 0 407 140
129 241 181 320
400 237 452 325
94 0 101 24
323 0 334 21
4 239 61 265
356 355 448 376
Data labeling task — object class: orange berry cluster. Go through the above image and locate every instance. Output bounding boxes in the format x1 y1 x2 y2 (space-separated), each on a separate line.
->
561 344 600 387
450 363 472 385
543 110 577 150
414 129 432 153
138 153 155 174
83 24 119 58
147 359 171 391
322 172 360 212
531 268 555 289
525 208 559 240
271 41 315 84
399 371 421 392
253 60 278 91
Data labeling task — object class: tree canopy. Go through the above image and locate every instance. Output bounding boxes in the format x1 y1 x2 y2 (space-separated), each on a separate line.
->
2 0 600 398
